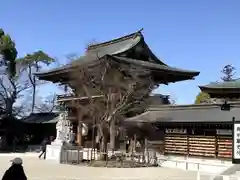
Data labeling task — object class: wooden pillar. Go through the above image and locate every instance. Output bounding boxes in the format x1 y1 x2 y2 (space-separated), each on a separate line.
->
144 138 148 163
133 134 137 152
77 108 83 146
77 122 82 146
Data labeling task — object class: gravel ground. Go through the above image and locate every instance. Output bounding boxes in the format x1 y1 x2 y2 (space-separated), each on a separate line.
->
0 153 197 180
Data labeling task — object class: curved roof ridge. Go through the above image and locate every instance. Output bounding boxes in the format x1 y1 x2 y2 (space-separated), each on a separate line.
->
112 55 200 74
87 29 143 50
232 77 240 81
141 41 166 65
199 78 240 89
205 78 240 85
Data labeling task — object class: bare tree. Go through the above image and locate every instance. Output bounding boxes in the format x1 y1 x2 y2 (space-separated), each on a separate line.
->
0 29 55 117
35 93 57 113
0 74 28 117
85 39 99 51
17 51 55 113
68 56 155 158
0 29 19 116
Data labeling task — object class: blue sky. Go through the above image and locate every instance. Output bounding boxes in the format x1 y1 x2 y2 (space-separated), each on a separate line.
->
1 0 240 104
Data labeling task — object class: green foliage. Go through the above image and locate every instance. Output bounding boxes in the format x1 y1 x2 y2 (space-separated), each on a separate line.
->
0 28 55 117
221 64 236 82
17 50 55 71
16 51 55 113
0 29 17 78
195 92 210 104
195 64 237 104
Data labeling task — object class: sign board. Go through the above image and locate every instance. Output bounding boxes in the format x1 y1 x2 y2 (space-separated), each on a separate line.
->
216 129 232 135
165 128 187 134
233 117 240 163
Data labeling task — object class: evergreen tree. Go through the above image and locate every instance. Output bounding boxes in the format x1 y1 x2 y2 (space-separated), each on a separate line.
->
221 64 236 82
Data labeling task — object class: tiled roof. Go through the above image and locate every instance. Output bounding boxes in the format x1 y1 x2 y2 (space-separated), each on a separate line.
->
125 103 240 123
21 113 58 124
34 30 199 82
34 30 144 76
35 55 199 83
199 79 240 89
112 56 199 75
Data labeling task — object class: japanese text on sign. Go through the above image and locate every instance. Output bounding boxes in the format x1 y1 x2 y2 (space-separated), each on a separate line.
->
234 124 240 159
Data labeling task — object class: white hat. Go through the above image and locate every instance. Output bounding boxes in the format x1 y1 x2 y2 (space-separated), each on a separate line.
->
10 157 23 165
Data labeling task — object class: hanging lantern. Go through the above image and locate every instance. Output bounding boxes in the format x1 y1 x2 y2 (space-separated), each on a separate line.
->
82 123 88 136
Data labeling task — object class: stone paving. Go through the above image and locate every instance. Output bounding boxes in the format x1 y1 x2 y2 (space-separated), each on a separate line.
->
0 153 198 180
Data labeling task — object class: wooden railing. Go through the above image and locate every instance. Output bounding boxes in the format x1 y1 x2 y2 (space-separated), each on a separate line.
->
57 95 102 102
60 147 98 164
60 146 83 164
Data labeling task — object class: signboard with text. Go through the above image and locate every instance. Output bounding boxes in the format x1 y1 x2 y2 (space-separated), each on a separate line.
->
216 129 232 135
165 128 187 134
233 117 240 164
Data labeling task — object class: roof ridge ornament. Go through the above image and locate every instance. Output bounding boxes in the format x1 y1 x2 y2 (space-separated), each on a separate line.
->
137 28 144 34
87 29 144 50
133 28 144 39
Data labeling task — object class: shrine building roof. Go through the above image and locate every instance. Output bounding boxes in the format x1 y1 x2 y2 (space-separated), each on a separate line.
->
125 102 240 124
21 113 58 124
35 29 200 83
199 79 240 98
